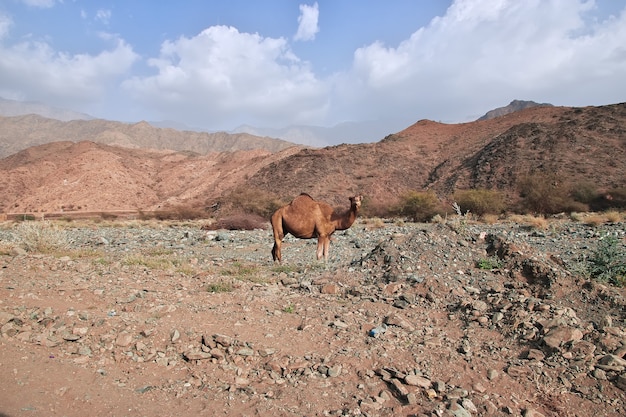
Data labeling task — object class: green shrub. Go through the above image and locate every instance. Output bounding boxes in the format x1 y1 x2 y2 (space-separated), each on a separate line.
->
453 189 506 216
517 172 583 214
395 190 442 222
571 181 599 205
587 235 626 287
476 257 503 270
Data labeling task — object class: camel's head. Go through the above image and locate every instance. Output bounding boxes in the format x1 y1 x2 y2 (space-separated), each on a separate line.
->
350 195 363 211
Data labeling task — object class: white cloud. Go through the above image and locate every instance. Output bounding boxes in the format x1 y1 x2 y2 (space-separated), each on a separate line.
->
19 0 56 8
294 2 319 42
338 0 626 123
124 25 328 129
0 35 139 107
96 9 112 25
0 12 12 40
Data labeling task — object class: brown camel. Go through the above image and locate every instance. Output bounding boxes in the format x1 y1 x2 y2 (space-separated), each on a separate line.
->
270 193 363 263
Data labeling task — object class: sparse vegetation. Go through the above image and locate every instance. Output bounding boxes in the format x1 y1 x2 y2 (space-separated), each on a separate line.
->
152 205 207 221
220 187 284 218
12 221 70 254
453 189 506 216
586 235 626 287
207 280 234 293
476 257 503 270
508 214 549 229
220 262 264 282
203 213 268 231
517 172 586 214
395 190 442 222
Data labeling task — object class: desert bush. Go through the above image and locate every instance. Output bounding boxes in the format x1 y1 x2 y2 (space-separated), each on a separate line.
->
517 172 584 214
153 205 206 221
203 213 268 231
453 189 506 216
590 187 626 211
220 187 284 218
571 181 599 205
395 190 442 222
586 235 626 287
13 221 70 253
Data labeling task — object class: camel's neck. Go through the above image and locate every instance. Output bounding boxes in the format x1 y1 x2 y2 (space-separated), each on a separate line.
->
332 206 359 230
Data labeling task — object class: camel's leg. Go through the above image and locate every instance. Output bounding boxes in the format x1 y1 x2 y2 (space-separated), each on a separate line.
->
272 240 282 263
317 236 330 262
323 236 331 262
270 213 284 263
316 237 325 261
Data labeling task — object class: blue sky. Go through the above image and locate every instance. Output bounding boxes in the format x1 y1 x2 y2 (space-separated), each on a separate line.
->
1 0 625 135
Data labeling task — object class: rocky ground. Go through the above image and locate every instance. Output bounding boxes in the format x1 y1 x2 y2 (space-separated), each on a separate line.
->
0 216 625 417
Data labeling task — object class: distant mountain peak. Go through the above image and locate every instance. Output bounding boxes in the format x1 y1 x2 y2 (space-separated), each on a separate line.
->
477 100 553 121
0 96 94 122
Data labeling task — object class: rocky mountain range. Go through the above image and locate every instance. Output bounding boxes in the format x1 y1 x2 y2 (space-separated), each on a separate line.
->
0 101 624 216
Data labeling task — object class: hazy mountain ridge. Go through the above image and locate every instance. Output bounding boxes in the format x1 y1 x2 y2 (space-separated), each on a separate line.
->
0 97 93 122
0 114 297 159
477 99 553 121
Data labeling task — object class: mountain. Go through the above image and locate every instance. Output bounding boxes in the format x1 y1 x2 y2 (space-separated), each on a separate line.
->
0 114 297 159
477 99 553 121
1 102 624 216
246 102 625 207
0 97 94 121
233 119 412 147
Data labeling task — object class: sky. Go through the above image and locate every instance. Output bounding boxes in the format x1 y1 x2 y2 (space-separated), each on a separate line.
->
1 0 626 136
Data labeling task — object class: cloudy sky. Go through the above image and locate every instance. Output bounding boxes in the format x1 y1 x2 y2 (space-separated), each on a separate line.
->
1 0 625 134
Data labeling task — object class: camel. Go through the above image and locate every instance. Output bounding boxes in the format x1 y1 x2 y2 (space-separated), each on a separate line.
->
270 193 363 263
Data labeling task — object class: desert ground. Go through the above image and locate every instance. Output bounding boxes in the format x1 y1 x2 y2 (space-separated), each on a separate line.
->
0 214 625 417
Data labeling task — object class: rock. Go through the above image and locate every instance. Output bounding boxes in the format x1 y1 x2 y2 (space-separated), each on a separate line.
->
543 326 583 349
523 409 546 417
616 374 626 391
170 329 180 343
404 374 431 388
214 334 234 347
236 347 254 356
461 398 478 413
598 354 626 368
487 369 499 380
384 313 415 331
183 350 213 361
115 332 133 347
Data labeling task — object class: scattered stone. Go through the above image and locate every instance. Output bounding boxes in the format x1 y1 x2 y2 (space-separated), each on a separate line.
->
543 326 583 349
115 332 133 347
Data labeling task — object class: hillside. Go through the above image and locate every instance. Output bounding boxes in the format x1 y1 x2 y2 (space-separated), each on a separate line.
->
0 102 624 216
247 103 626 207
0 114 296 159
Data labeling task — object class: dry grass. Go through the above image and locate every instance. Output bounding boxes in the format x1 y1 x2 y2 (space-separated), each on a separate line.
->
11 221 70 254
480 214 500 224
571 210 624 226
508 214 549 229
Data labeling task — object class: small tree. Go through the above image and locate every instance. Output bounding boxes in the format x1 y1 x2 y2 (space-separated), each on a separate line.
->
396 190 441 222
517 172 584 214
